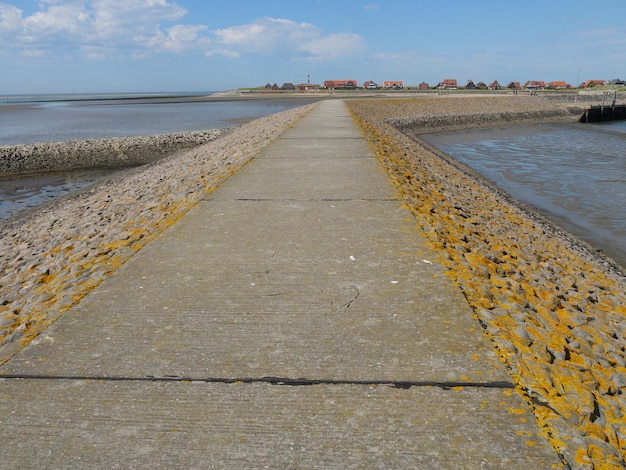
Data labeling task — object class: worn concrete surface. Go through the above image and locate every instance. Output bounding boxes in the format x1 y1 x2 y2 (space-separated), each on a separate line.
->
0 100 563 468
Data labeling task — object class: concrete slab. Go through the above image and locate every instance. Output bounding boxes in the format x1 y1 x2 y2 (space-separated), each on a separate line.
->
259 136 373 159
210 158 397 201
2 199 506 382
284 114 364 139
0 379 558 469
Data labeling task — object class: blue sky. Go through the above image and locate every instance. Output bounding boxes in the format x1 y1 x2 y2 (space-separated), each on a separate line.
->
1 0 625 93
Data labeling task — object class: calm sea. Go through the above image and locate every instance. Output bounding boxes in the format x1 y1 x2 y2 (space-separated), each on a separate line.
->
0 92 319 221
422 120 626 268
0 92 317 144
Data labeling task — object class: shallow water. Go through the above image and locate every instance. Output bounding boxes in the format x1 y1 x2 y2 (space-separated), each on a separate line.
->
0 169 127 221
422 121 626 268
0 96 316 145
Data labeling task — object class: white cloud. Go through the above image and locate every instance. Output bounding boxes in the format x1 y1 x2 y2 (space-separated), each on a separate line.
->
22 2 90 39
300 32 366 60
209 17 319 58
144 24 210 52
0 3 22 34
0 0 193 56
208 16 365 61
89 0 186 41
0 3 365 64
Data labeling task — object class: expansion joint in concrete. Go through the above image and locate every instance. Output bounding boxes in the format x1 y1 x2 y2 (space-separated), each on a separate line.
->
201 197 401 202
0 374 516 391
278 137 366 140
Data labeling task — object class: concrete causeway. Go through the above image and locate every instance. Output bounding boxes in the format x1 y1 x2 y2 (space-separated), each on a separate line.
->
0 100 563 467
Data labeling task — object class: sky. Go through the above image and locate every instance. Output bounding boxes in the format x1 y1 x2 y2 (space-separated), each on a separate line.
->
1 0 625 94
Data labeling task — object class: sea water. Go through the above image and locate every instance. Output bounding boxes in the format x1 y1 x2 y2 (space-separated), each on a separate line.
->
422 120 626 268
0 93 316 145
0 93 318 221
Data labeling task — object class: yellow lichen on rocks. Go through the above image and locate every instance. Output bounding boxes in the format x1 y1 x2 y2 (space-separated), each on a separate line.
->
346 97 626 468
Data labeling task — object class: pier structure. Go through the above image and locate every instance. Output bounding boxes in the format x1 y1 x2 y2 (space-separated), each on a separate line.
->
580 90 626 122
0 100 562 467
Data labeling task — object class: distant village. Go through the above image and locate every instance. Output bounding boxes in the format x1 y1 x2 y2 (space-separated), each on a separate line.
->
262 78 625 92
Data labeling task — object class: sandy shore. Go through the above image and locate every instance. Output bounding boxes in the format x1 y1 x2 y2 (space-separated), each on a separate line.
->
347 95 626 468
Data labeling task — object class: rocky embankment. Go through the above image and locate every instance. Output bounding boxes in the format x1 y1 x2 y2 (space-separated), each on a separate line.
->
387 94 583 133
0 104 316 363
0 129 231 175
346 96 626 469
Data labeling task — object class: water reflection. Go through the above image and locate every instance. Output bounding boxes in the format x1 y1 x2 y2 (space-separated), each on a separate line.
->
422 121 626 267
0 169 124 221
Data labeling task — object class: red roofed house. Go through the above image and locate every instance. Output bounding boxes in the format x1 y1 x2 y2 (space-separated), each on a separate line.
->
489 80 501 90
383 81 404 89
582 79 607 88
546 81 571 89
418 81 430 90
524 80 545 90
323 80 357 89
438 79 457 89
363 80 378 89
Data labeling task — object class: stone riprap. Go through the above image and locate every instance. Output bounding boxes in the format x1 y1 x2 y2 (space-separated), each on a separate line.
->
385 94 582 134
0 104 316 363
346 96 626 469
0 129 231 175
